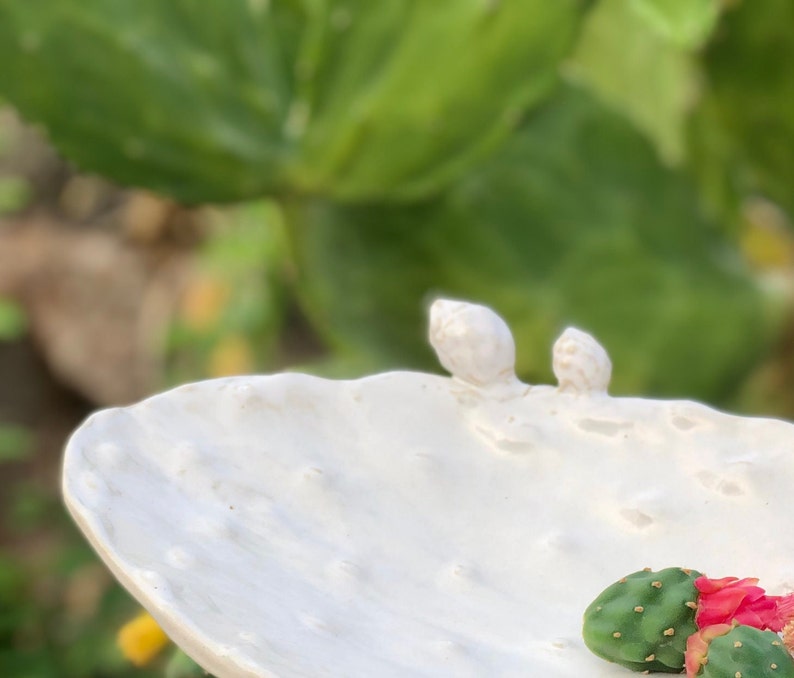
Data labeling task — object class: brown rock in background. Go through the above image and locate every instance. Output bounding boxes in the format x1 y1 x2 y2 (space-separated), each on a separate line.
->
0 111 204 405
0 215 196 406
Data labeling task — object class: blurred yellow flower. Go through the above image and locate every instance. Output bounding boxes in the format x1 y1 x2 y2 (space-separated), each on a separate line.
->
180 275 231 331
209 334 255 377
741 198 794 270
117 611 170 666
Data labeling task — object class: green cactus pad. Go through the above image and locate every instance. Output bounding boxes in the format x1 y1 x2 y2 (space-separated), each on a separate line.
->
0 0 583 204
699 625 794 677
582 567 701 672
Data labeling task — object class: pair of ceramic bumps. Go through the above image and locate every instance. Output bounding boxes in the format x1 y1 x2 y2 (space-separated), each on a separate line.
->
429 299 611 395
583 567 794 676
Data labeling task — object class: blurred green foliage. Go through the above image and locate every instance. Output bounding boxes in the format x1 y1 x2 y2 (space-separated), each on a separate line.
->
0 176 31 215
0 116 31 215
288 84 782 400
0 495 166 678
696 0 794 220
0 299 27 341
0 0 581 203
630 0 719 48
0 301 32 465
0 1 793 676
568 0 698 163
0 0 789 404
167 201 291 382
0 425 32 463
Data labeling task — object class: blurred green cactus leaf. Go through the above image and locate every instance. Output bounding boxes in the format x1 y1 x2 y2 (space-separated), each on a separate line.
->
0 1 295 204
695 0 794 220
568 0 697 164
288 84 783 401
288 0 582 201
629 0 719 48
0 1 582 204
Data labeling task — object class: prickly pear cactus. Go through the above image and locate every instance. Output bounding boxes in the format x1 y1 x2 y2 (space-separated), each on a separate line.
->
698 625 794 677
582 567 701 672
0 0 583 204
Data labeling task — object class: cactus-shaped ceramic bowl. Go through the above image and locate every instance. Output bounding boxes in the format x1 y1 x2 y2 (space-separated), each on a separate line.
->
62 299 794 677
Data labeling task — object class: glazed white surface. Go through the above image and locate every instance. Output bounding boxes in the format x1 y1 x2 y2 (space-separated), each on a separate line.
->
63 300 794 677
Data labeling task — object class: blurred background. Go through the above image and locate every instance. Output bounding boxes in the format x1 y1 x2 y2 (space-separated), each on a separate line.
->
1 0 793 675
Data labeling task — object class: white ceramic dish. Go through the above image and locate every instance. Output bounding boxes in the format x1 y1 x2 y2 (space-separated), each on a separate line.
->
63 299 794 677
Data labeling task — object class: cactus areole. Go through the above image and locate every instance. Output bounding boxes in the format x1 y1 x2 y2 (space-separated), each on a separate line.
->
62 299 794 677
